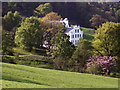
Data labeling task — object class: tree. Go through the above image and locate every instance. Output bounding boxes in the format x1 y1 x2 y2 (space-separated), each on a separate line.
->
2 30 14 55
15 17 43 51
51 30 75 70
104 11 117 22
2 11 22 31
93 22 120 56
41 12 64 49
87 56 116 75
34 3 52 17
89 14 107 28
71 39 92 72
93 22 120 71
116 9 120 22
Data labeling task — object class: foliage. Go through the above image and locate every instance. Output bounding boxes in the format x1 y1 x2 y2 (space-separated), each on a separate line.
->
34 3 52 17
116 9 120 22
41 12 64 48
2 63 118 88
93 22 120 57
2 11 22 31
2 55 15 64
89 14 107 28
71 39 92 72
51 30 75 58
87 56 116 74
15 17 43 51
2 30 14 55
2 2 119 27
51 30 75 70
41 12 64 32
104 11 117 22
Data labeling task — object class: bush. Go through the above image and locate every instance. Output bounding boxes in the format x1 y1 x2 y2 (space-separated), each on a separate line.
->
2 55 16 64
86 56 116 75
53 57 68 70
87 63 99 74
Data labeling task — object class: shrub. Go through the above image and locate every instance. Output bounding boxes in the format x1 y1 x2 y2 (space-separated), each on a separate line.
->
86 56 116 75
2 55 16 64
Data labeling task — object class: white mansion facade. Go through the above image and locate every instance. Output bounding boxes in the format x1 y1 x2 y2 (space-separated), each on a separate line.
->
60 18 83 45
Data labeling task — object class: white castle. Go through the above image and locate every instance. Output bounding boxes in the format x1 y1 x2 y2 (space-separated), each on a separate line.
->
60 18 83 45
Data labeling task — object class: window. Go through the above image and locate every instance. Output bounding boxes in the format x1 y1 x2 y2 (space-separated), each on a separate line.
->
75 29 77 33
71 40 74 43
75 34 77 38
72 35 74 38
77 29 79 33
79 34 81 37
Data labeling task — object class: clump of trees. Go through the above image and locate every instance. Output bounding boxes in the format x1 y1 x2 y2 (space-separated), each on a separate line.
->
70 39 92 72
93 22 120 57
116 9 120 22
2 30 14 55
89 14 107 28
41 12 64 49
34 3 52 17
92 22 120 72
86 56 116 75
2 11 22 32
15 17 43 51
51 30 75 70
2 11 22 55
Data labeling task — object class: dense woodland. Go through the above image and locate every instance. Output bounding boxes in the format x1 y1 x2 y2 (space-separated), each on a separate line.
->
2 2 120 27
2 2 120 77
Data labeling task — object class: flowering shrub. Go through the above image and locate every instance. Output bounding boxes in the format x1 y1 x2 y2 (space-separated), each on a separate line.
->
87 56 116 74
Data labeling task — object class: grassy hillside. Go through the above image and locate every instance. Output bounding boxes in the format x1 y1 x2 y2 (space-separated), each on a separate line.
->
8 47 53 69
2 63 118 88
81 27 95 41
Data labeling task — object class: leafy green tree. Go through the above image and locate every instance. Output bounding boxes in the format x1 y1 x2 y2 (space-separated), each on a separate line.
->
15 17 43 51
93 22 120 56
2 11 22 31
51 30 75 70
71 39 93 72
93 22 120 71
2 30 14 55
34 3 52 17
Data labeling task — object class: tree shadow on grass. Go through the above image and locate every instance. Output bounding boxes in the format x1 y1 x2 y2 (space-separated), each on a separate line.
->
2 74 50 86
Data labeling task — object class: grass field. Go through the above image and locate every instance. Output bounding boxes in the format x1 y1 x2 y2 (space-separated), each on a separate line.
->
81 27 95 41
2 63 118 88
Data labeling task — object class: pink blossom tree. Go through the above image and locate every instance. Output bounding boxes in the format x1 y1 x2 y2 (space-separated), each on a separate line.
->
87 56 116 75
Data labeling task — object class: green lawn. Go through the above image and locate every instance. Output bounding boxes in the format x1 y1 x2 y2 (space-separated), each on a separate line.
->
2 63 118 88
